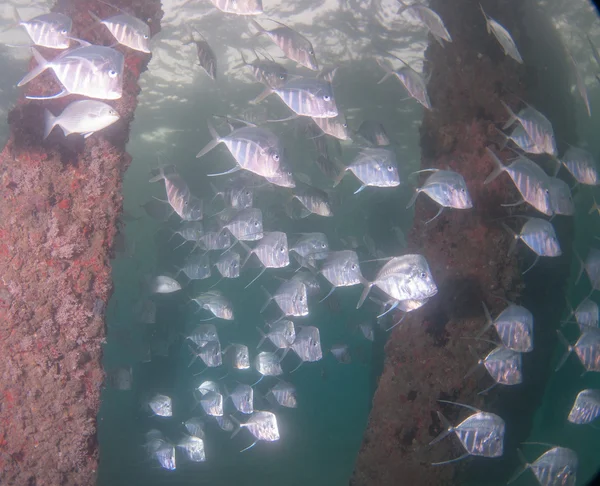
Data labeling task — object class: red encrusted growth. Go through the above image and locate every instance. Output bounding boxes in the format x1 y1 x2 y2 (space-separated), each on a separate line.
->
0 1 162 485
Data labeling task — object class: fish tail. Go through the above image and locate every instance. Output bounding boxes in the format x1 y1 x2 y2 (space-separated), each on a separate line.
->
589 196 600 215
238 240 253 267
507 449 530 484
574 249 585 285
229 414 243 438
463 346 481 379
477 301 494 337
500 101 518 129
196 121 221 158
492 126 509 150
375 59 394 84
17 48 50 87
256 327 267 349
259 286 273 313
332 167 347 188
249 19 265 36
555 330 572 371
249 86 273 105
356 282 374 309
43 109 57 140
148 166 165 183
405 188 420 209
87 10 102 24
1 6 21 32
232 48 248 69
483 147 506 184
561 295 575 326
428 411 453 446
479 4 491 33
500 223 519 255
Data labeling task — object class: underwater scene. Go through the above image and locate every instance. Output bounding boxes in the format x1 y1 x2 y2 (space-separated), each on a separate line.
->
1 0 600 485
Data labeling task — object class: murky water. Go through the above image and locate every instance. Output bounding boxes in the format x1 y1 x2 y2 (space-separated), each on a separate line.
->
1 0 600 484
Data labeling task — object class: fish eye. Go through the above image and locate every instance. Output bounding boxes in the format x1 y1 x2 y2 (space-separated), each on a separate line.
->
308 49 314 55
245 190 251 196
460 188 466 193
544 189 550 194
108 69 118 78
279 74 285 79
351 263 357 270
387 165 394 171
342 123 348 128
60 28 68 35
321 243 326 248
254 221 259 226
420 272 426 278
143 34 149 39
323 95 331 101
273 153 280 161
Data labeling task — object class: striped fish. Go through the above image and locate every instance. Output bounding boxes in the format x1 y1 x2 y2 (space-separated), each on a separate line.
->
214 251 241 278
480 302 533 353
568 389 600 424
237 50 288 88
254 352 283 376
556 329 600 373
290 233 329 267
430 401 504 466
89 10 150 53
197 231 231 251
14 10 72 49
262 280 309 317
224 343 250 369
356 120 391 146
480 5 523 63
499 124 544 154
565 297 598 332
258 77 338 118
397 2 452 46
191 290 234 320
335 148 400 194
186 29 217 81
466 345 523 387
548 177 574 216
241 231 289 286
196 123 285 180
311 114 351 140
267 381 297 408
320 250 364 291
509 446 577 486
377 56 432 110
485 149 553 216
291 185 333 217
577 248 600 290
149 168 192 220
507 218 561 257
251 19 318 71
18 44 124 100
502 102 557 157
561 146 598 186
210 0 263 15
217 208 263 241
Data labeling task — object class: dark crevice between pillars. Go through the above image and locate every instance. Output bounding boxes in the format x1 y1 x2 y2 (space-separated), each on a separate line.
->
0 1 162 485
351 1 575 485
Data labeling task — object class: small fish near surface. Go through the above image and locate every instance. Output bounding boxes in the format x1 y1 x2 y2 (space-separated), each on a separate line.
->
334 148 400 194
210 181 254 210
217 207 264 242
250 19 318 71
288 185 334 218
214 251 241 279
485 148 553 216
290 232 330 268
258 320 296 349
185 28 217 81
149 167 200 221
311 115 352 141
12 9 72 49
18 44 124 100
44 100 120 140
231 411 280 452
291 325 323 363
175 252 211 281
376 55 432 110
508 446 578 486
429 400 505 466
226 384 254 414
480 5 523 63
556 329 600 373
567 389 600 424
88 3 151 53
236 49 288 89
240 231 290 286
503 217 562 273
397 1 452 46
480 301 534 353
254 351 284 377
406 169 472 223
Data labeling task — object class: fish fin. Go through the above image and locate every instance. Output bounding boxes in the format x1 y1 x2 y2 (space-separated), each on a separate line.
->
377 300 399 319
555 330 572 371
207 166 241 177
43 109 57 140
437 399 481 413
492 126 509 150
406 189 420 209
386 312 406 331
500 223 519 255
500 101 518 129
477 301 494 337
353 184 367 194
484 147 506 184
290 360 303 373
428 411 453 446
87 10 103 25
332 167 347 188
589 197 600 215
245 267 266 289
238 240 253 267
375 59 393 84
507 449 530 484
148 166 165 183
522 254 539 275
26 89 69 100
196 121 221 158
250 86 273 105
356 282 373 309
477 382 497 395
240 440 258 453
230 415 242 438
424 206 443 224
259 286 273 313
318 286 336 303
464 346 481 379
431 452 470 466
256 327 267 349
17 48 50 87
249 19 265 36
479 4 491 33
266 114 299 123
152 196 169 203
82 132 94 139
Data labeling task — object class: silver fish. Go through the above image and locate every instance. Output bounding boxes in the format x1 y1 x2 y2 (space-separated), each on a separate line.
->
502 102 557 157
577 248 600 290
254 351 283 376
330 343 351 364
44 99 119 139
480 302 533 353
214 251 241 278
311 115 351 141
556 329 600 373
251 19 318 71
567 51 591 118
430 401 505 465
291 326 322 362
183 417 205 438
106 366 132 390
548 177 574 216
359 322 374 342
210 182 254 209
176 252 211 280
356 120 391 146
210 0 262 15
335 148 400 193
267 380 297 408
263 165 296 188
290 186 333 218
290 233 329 267
227 384 254 414
193 340 223 368
170 221 204 245
500 124 544 154
89 9 150 53
397 2 452 45
505 218 561 273
218 208 263 241
146 431 176 471
509 446 578 486
191 290 234 320
223 343 250 370
407 169 473 223
231 411 280 451
197 231 232 251
14 10 72 49
258 77 338 118
177 435 205 462
197 124 285 180
149 275 181 294
358 254 438 308
182 195 204 222
567 389 600 424
485 149 553 216
377 56 432 110
237 49 288 89
148 393 173 417
565 297 599 332
561 146 598 186
18 44 124 100
199 390 224 417
262 280 309 317
149 168 192 220
290 270 321 297
241 231 290 281
480 6 523 63
466 345 523 389
186 29 217 81
321 250 364 290
259 320 296 349
215 415 235 431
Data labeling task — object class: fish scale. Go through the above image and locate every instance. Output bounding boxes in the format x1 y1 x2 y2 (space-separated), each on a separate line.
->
568 389 600 424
